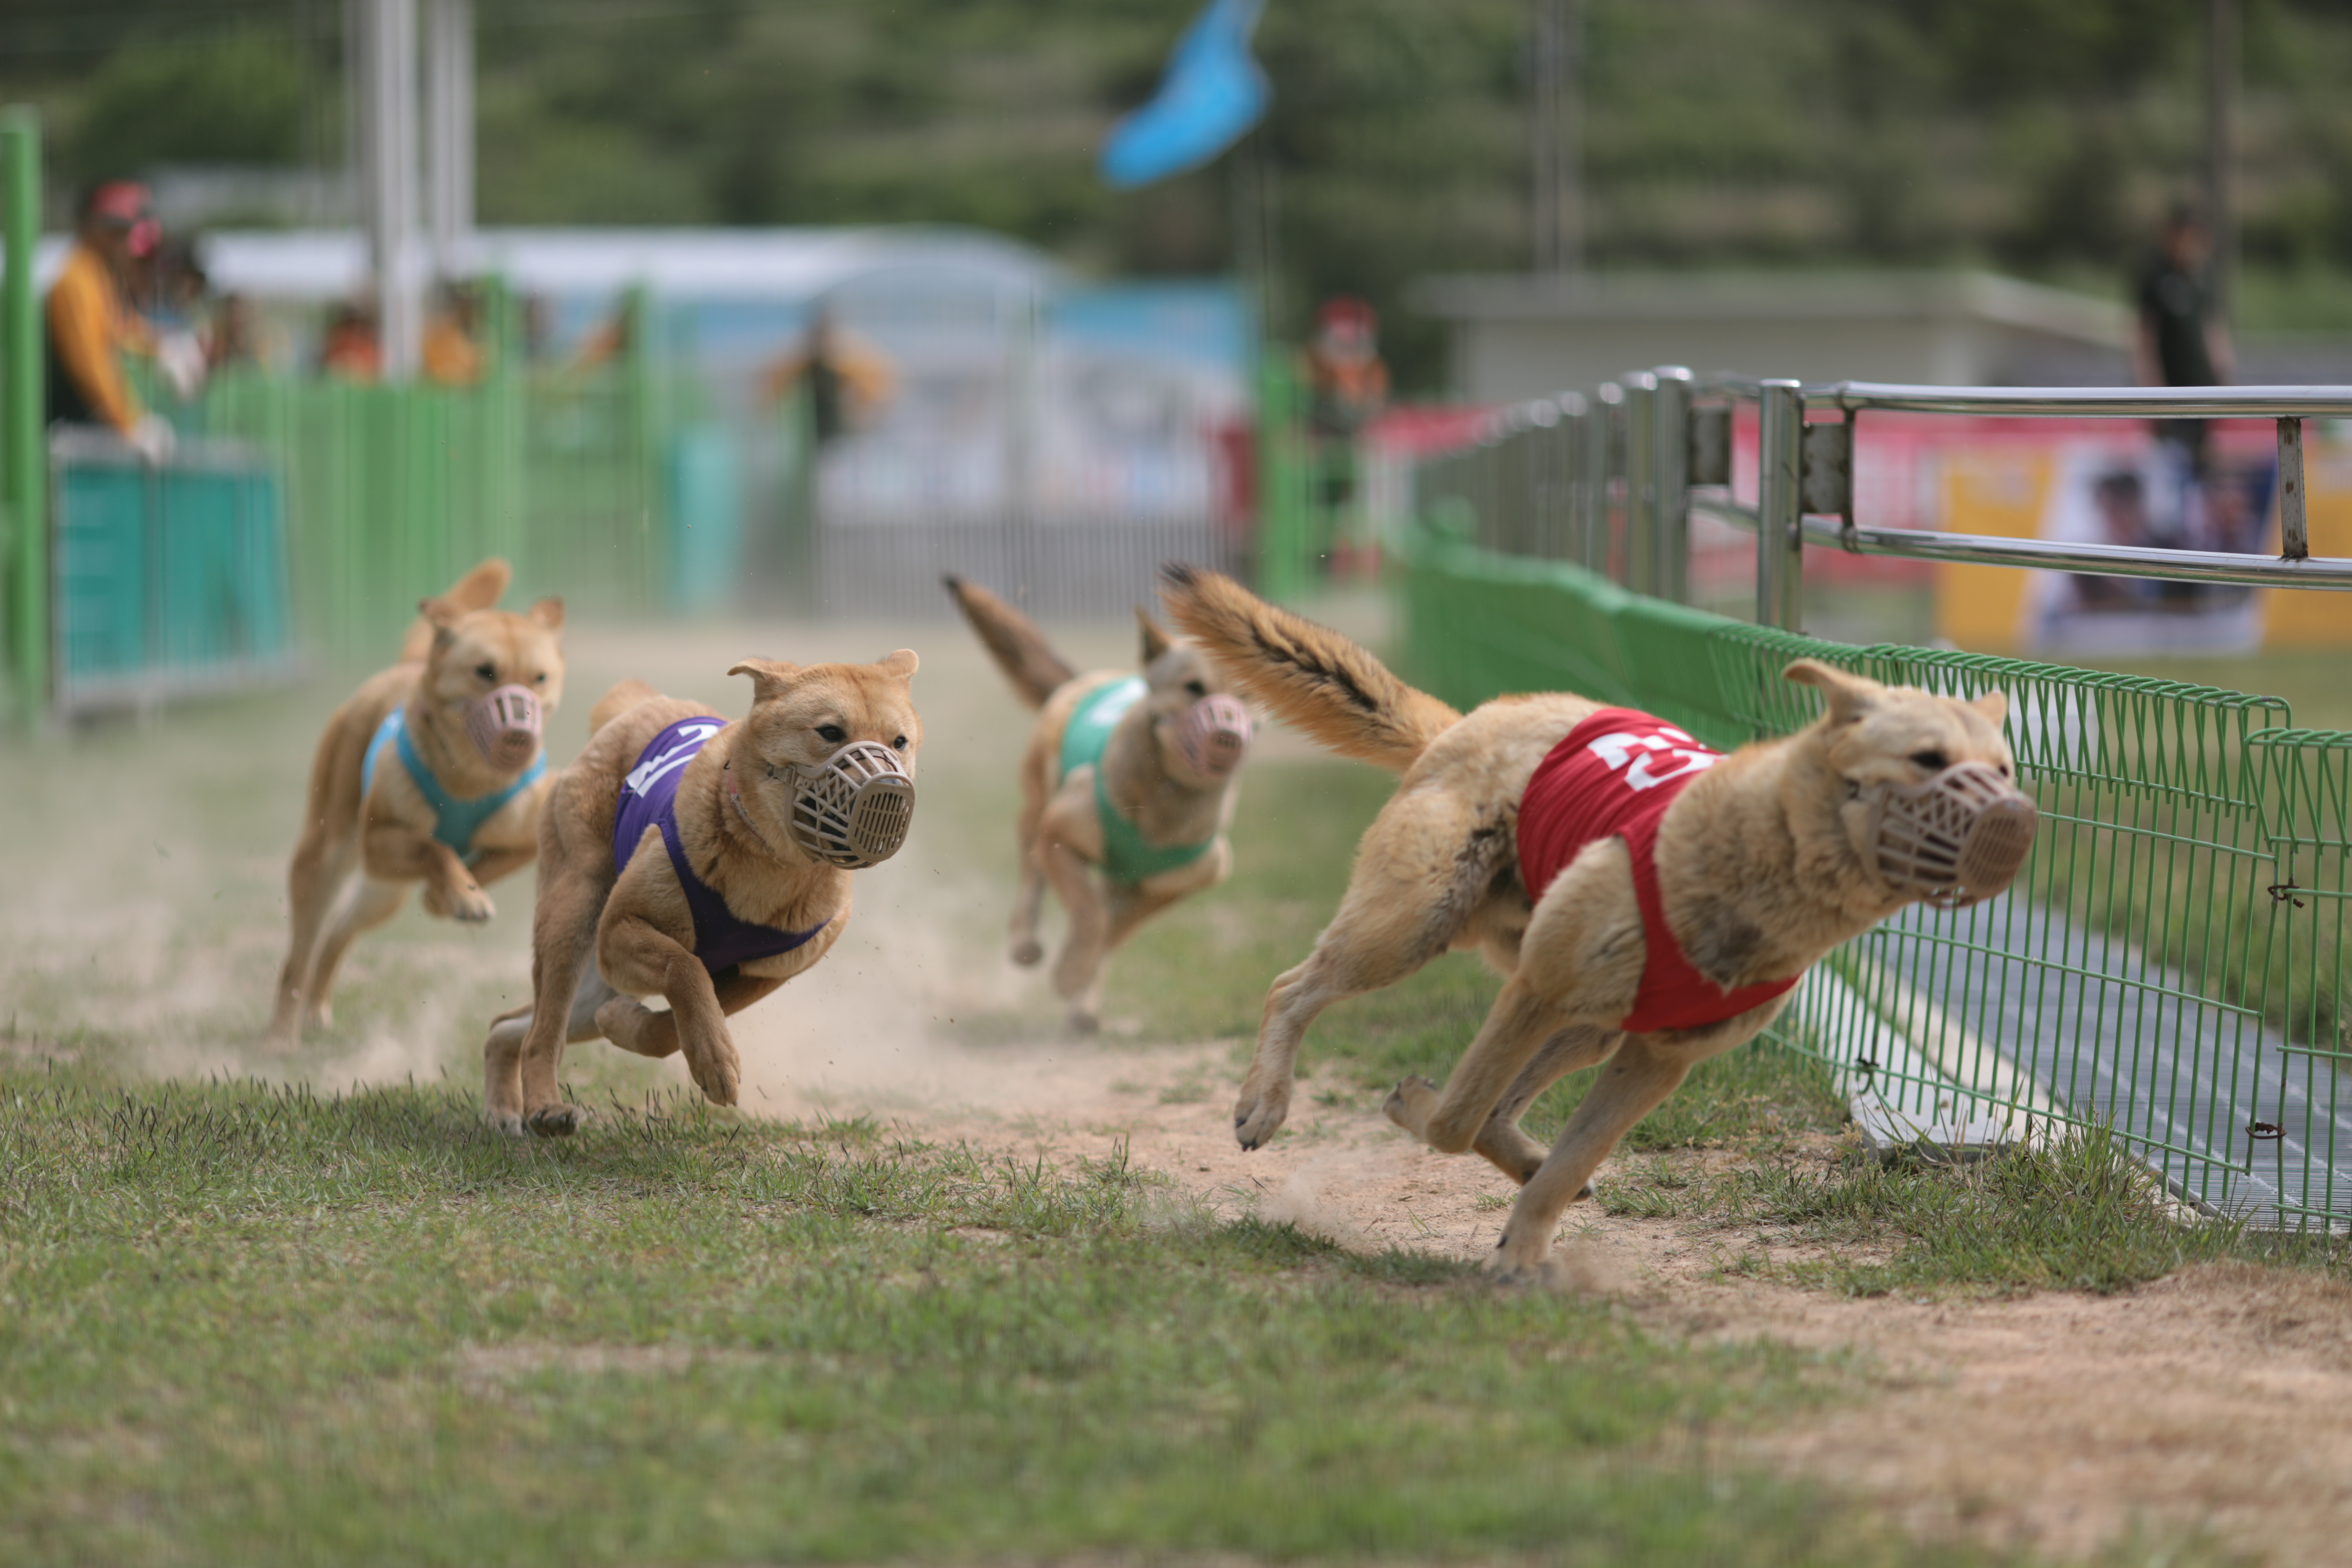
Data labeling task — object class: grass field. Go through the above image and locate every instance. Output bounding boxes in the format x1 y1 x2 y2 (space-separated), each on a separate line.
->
0 613 2328 1566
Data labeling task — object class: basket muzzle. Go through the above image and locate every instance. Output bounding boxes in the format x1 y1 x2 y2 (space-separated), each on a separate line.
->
789 740 916 869
1865 760 2038 909
1175 693 1253 780
466 684 544 771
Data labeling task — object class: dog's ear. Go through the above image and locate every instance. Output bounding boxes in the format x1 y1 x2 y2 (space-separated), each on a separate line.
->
1970 689 2009 727
418 595 463 650
874 648 918 680
529 596 565 632
1137 608 1173 666
728 658 801 705
1783 658 1880 724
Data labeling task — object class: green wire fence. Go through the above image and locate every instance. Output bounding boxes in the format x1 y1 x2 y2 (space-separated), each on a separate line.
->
1401 460 2352 1230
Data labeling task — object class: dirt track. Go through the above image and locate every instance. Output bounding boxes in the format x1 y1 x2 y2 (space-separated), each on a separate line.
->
8 609 2352 1565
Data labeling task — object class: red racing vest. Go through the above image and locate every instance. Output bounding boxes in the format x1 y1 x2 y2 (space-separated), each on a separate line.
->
1516 708 1800 1033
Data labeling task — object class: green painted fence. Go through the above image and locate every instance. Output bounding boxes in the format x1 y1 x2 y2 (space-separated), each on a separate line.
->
1400 525 2352 1230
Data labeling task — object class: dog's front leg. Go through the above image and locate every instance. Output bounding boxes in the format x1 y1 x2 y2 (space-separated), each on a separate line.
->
596 971 784 1058
1390 1023 1621 1185
1491 1034 1694 1281
600 914 739 1107
365 822 495 923
424 845 532 915
1388 975 1565 1155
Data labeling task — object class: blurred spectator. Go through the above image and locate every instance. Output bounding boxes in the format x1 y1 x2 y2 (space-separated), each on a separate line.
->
2133 202 2234 477
44 180 175 462
762 305 895 443
319 301 383 382
424 281 484 386
205 292 267 370
1303 296 1389 440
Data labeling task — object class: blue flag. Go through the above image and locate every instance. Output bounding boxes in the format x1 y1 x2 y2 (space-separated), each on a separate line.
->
1099 0 1269 189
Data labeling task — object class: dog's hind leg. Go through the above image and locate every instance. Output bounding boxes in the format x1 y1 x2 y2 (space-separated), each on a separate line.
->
1009 799 1049 968
270 832 356 1047
299 876 409 1032
1039 836 1112 1032
1234 791 1514 1150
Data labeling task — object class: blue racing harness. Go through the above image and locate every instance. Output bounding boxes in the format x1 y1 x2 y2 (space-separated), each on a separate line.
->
362 706 546 864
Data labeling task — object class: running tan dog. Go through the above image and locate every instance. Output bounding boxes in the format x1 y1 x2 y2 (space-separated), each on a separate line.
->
270 559 564 1047
946 574 1253 1033
481 652 920 1137
1160 564 2035 1280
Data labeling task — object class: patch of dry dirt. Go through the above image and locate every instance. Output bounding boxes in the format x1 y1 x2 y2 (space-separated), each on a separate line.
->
736 1034 2352 1566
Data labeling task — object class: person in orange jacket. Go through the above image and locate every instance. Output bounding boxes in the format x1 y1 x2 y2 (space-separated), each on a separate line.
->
44 181 174 462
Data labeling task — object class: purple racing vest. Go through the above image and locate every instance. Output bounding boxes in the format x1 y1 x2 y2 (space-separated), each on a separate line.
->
613 716 830 974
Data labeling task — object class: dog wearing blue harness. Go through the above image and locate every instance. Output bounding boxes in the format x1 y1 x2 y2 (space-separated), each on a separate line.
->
946 574 1254 1033
269 560 566 1047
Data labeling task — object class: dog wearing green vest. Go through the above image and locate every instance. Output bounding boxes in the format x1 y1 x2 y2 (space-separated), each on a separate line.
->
946 575 1255 1033
268 559 566 1048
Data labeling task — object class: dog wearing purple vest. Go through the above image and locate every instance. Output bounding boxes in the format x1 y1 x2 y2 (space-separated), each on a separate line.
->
482 653 920 1138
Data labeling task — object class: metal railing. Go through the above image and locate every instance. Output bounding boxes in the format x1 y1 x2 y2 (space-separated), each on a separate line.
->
1412 369 2352 630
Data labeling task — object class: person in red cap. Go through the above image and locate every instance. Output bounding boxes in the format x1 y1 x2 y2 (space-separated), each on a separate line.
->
1300 295 1391 572
1304 295 1389 441
45 181 174 462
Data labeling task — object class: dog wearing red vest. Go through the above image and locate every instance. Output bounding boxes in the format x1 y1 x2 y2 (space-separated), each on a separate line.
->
1160 564 2033 1281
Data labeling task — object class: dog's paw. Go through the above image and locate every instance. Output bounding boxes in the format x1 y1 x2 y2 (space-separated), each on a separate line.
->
1065 1007 1101 1037
484 1107 528 1138
1232 1075 1291 1151
685 1046 740 1108
1010 938 1044 967
525 1102 588 1139
1382 1075 1439 1136
444 882 496 924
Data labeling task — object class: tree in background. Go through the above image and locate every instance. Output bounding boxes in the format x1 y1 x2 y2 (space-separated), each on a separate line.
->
9 0 2352 390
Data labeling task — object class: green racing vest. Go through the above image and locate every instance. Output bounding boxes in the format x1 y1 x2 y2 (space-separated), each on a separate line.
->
1058 677 1217 887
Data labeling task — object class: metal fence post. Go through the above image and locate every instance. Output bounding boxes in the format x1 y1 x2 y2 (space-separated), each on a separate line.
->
2279 416 2308 560
1622 370 1656 595
1651 365 1692 604
1757 379 1804 631
1581 381 1618 573
2 108 43 730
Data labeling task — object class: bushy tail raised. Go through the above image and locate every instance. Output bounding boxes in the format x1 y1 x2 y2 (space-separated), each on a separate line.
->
398 558 513 663
944 574 1077 709
589 679 660 734
1157 562 1460 772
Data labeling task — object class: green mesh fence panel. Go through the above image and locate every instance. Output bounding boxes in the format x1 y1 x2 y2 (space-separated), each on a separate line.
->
1401 527 2352 1230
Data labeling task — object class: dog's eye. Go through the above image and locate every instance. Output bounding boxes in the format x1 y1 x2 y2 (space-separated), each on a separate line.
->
817 724 847 744
474 662 497 682
1910 750 1949 771
891 735 908 750
1184 680 1208 699
532 672 546 685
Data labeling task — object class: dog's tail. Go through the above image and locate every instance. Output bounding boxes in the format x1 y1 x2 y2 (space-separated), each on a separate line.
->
1158 562 1461 772
590 679 660 735
398 558 512 663
943 574 1076 709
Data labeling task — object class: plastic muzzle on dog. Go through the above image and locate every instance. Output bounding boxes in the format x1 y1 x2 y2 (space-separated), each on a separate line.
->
465 685 544 771
790 741 916 869
1175 694 1253 780
1867 761 2038 908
